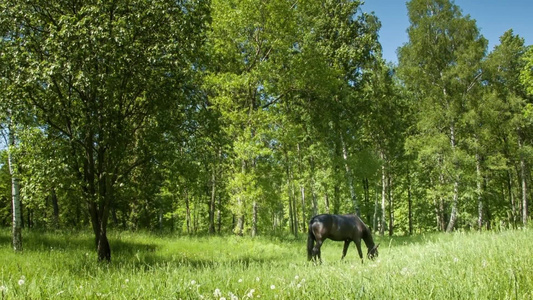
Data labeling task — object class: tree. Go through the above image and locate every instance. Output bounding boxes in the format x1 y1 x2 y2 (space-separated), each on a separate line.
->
7 112 22 251
518 43 533 225
1 18 23 251
1 0 208 261
398 0 487 232
479 31 531 227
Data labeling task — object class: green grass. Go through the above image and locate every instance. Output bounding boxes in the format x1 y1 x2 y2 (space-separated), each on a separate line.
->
0 229 532 299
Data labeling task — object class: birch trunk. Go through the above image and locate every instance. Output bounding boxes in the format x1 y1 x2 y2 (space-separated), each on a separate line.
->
518 136 528 226
446 123 460 233
380 159 387 236
8 117 22 252
342 137 359 215
476 153 484 230
209 166 217 234
251 200 257 237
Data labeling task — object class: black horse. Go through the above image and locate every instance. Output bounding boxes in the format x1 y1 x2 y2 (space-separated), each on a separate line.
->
307 214 379 263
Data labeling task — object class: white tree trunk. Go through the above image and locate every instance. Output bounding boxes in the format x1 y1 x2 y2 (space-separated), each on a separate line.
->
476 152 484 230
8 115 22 251
380 151 387 236
446 123 459 232
342 137 358 214
518 136 528 226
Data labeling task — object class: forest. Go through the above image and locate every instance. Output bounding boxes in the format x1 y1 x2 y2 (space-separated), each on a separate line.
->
0 0 532 262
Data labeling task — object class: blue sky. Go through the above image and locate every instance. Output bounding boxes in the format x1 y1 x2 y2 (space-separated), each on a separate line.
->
362 0 533 64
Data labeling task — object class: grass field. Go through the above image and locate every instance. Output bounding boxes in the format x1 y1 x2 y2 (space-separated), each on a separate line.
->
0 228 532 299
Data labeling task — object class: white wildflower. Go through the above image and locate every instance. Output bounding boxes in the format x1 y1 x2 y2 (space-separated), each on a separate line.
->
190 280 196 285
18 279 25 286
57 291 64 295
0 285 7 292
246 289 255 298
453 257 459 263
214 288 222 297
255 277 260 282
270 285 275 290
238 278 243 283
294 275 299 280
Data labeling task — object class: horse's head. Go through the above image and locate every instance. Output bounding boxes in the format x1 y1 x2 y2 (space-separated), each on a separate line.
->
367 243 379 260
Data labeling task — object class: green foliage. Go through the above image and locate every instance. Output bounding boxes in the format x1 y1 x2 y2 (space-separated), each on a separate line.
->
0 0 531 241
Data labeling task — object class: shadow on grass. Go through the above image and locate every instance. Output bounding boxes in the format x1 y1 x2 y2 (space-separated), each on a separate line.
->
119 253 276 271
0 228 159 257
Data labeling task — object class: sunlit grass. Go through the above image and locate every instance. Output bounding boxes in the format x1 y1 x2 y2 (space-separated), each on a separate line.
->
0 228 532 299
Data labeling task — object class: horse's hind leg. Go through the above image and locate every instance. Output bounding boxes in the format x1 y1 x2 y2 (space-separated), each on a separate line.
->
341 240 350 260
307 234 315 261
312 239 323 263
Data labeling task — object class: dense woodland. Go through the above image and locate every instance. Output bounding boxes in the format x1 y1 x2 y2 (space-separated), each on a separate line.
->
0 0 532 261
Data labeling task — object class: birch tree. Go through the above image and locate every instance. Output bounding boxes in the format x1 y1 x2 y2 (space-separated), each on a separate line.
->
398 0 486 232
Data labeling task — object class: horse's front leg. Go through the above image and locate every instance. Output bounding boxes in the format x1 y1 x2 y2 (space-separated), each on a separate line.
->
341 240 350 260
354 239 364 264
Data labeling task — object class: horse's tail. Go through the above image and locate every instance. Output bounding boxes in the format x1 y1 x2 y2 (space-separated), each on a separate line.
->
307 219 316 261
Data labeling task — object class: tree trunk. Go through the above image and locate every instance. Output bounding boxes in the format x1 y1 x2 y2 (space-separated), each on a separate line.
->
51 188 60 228
300 185 306 231
309 157 318 217
288 186 294 234
209 166 217 234
436 173 446 231
217 192 222 233
285 153 294 235
158 199 163 232
373 182 378 232
388 175 394 237
476 153 484 230
333 185 340 215
446 123 459 233
408 173 413 235
234 160 245 236
251 200 257 237
342 137 359 215
297 144 307 229
291 180 299 235
518 136 528 226
184 187 191 234
507 170 517 227
8 115 22 252
324 188 330 214
311 183 318 218
380 153 387 236
94 168 113 262
363 178 370 210
87 193 112 262
96 223 111 261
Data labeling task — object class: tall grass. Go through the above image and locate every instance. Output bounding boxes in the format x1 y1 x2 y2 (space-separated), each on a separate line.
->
0 228 532 299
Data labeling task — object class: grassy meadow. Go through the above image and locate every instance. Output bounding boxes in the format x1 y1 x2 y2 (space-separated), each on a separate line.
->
0 228 532 299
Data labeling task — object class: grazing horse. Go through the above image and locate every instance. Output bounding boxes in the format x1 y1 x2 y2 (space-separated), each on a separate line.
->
307 214 379 263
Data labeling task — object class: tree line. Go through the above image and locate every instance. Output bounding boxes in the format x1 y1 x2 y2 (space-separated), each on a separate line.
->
0 0 531 261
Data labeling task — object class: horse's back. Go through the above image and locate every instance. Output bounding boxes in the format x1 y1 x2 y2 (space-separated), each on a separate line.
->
309 214 361 241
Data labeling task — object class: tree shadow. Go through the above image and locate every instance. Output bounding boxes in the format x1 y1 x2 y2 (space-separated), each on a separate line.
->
0 233 11 247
